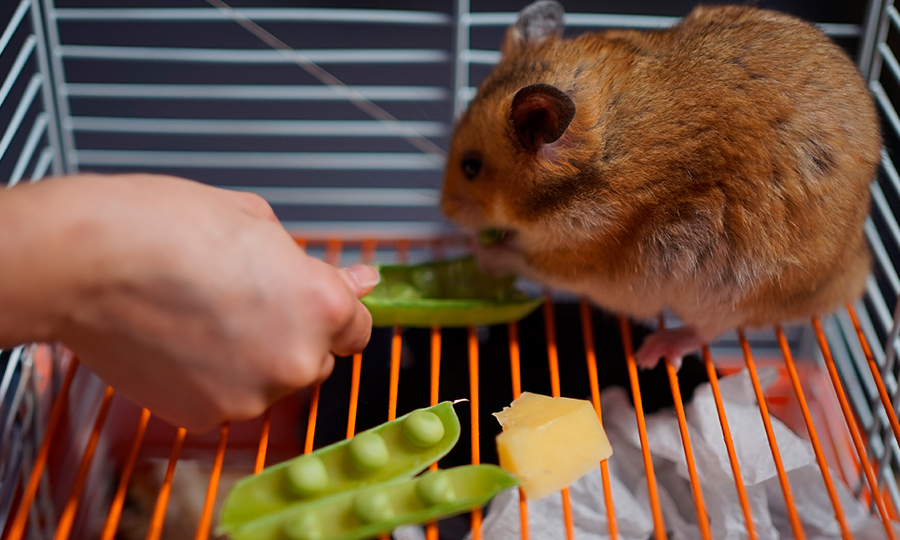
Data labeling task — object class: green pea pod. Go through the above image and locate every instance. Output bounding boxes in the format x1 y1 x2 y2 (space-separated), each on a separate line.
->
221 465 518 540
361 256 543 328
219 403 461 531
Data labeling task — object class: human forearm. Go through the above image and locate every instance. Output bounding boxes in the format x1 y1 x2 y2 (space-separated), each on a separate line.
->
0 173 377 431
0 178 85 347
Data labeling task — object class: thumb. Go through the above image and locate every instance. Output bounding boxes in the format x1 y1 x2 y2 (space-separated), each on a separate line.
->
338 264 380 298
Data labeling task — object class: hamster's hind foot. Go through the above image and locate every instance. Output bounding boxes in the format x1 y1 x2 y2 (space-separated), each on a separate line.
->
634 326 704 371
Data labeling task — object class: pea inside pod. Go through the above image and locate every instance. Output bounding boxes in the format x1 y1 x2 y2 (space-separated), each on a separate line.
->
283 512 322 540
403 411 444 448
224 465 519 540
361 256 543 328
416 471 456 506
219 402 461 532
348 433 390 472
287 457 329 497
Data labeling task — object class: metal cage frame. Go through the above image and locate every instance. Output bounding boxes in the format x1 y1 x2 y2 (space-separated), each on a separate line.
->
3 0 900 539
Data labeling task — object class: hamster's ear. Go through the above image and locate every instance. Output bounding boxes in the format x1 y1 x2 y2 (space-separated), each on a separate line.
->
510 83 575 153
501 0 565 58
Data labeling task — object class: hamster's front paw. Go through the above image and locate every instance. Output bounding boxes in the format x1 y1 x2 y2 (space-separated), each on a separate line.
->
634 326 705 371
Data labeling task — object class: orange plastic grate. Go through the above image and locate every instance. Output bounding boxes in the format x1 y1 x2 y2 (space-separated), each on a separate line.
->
776 326 854 539
254 408 272 474
700 346 758 540
740 329 807 540
194 422 230 540
5 357 79 540
4 240 900 540
346 239 377 441
506 321 530 540
618 316 668 540
579 300 618 540
541 301 576 540
99 407 151 540
426 325 442 540
146 427 187 540
812 317 898 540
53 385 116 540
468 326 483 540
657 316 712 540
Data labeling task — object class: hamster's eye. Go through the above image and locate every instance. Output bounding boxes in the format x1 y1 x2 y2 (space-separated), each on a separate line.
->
461 156 482 180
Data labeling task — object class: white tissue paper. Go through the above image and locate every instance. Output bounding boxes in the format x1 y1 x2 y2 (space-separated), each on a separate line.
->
465 368 899 540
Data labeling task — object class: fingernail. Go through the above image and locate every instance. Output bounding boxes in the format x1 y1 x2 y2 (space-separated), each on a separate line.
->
344 264 380 288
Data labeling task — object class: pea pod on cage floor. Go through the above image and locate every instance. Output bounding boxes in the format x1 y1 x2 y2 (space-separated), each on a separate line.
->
222 465 518 540
361 256 543 327
218 403 460 532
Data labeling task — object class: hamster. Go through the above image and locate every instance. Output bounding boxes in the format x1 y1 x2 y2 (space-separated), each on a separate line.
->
441 0 880 369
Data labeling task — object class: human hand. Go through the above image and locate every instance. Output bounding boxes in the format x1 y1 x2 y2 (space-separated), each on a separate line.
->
0 174 377 431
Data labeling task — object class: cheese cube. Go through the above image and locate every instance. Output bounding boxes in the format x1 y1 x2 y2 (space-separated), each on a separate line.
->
494 392 612 500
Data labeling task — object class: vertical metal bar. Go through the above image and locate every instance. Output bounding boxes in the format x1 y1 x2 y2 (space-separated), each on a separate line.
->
813 317 898 540
849 305 900 465
0 348 24 433
859 0 890 78
882 295 900 396
28 0 62 176
38 0 76 172
452 0 470 118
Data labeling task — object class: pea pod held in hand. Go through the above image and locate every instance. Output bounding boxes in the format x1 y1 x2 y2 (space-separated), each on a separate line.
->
360 256 543 328
219 402 460 531
223 465 518 540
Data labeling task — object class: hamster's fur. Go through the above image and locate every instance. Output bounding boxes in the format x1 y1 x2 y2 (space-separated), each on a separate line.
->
441 1 880 368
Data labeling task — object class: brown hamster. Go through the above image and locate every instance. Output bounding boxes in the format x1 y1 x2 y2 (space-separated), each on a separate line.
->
441 1 880 369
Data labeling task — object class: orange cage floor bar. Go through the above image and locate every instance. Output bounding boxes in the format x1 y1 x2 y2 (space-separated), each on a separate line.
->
2 237 900 540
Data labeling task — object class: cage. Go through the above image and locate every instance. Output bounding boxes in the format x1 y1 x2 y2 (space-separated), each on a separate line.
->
1 0 900 539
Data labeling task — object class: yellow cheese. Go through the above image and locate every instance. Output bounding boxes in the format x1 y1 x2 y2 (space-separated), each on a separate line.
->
494 392 612 501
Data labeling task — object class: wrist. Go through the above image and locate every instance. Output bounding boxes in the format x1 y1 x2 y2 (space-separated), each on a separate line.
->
0 178 92 346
